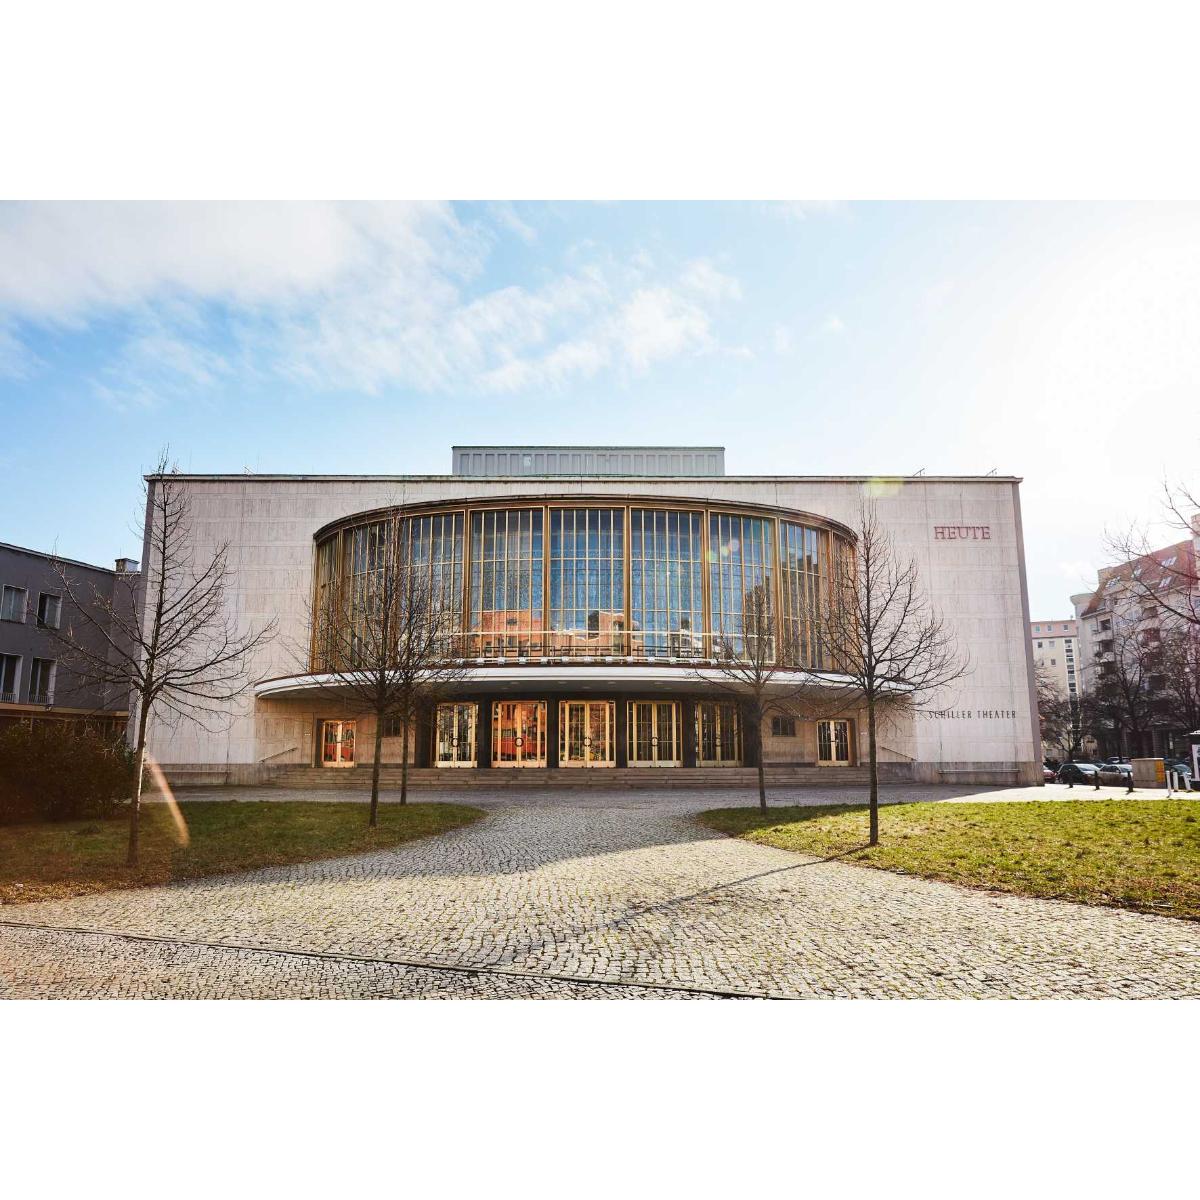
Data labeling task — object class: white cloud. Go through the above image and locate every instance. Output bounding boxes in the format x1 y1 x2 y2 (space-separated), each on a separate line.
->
0 202 744 399
0 322 37 378
487 201 537 244
679 258 741 302
820 314 847 336
616 287 713 370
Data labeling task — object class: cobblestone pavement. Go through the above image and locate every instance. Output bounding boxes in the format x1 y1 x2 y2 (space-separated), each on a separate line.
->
3 785 1199 999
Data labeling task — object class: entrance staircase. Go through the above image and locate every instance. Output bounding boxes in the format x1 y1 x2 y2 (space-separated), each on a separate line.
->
270 765 870 790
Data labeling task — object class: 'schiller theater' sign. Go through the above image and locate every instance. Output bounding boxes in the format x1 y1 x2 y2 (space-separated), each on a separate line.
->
934 525 991 540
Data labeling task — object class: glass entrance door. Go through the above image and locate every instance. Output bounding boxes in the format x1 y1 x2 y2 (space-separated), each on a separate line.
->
320 720 356 767
435 703 477 767
559 700 615 767
491 701 547 767
817 719 851 766
627 701 681 766
696 702 742 766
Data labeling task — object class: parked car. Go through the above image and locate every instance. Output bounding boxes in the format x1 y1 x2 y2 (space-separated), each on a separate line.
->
1055 762 1100 784
1164 761 1194 789
1097 762 1133 786
1042 764 1056 783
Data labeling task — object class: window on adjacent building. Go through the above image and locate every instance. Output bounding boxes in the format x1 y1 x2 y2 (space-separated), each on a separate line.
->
1036 640 1043 648
381 715 403 738
37 592 61 629
770 716 797 737
1100 619 1112 631
1 585 27 622
0 653 19 702
29 658 55 704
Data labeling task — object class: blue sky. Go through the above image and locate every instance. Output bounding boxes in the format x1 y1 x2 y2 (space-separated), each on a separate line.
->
2 201 1197 616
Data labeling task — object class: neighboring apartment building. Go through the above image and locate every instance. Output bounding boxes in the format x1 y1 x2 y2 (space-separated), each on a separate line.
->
1071 527 1200 758
0 543 139 738
139 445 1041 787
1030 617 1081 758
1031 618 1079 702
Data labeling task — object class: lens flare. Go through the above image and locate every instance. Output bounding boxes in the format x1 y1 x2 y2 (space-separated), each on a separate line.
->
146 753 190 847
863 477 903 499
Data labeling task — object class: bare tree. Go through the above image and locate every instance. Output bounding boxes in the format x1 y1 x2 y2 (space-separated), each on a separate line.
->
810 501 969 845
1105 479 1200 629
1035 667 1081 763
310 517 468 823
50 452 276 866
1152 625 1200 753
1083 615 1161 757
698 584 807 812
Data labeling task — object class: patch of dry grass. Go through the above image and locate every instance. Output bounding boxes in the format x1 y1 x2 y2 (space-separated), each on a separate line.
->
0 801 485 905
698 800 1200 921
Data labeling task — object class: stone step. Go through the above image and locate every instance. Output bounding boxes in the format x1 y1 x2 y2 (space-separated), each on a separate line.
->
269 765 870 789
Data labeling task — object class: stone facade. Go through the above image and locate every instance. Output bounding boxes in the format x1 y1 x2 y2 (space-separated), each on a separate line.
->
139 464 1040 785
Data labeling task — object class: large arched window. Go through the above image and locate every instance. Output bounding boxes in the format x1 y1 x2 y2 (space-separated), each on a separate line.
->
708 513 774 658
779 521 825 668
629 508 704 657
402 511 464 622
468 508 543 656
312 499 850 669
548 507 625 654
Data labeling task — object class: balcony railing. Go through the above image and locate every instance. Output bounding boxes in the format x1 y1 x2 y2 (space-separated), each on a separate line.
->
0 690 16 704
29 689 53 705
314 625 836 672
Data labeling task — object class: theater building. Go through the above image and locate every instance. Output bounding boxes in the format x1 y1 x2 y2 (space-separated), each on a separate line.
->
145 446 1040 787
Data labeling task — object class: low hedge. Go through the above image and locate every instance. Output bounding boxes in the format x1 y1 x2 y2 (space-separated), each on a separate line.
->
0 724 137 825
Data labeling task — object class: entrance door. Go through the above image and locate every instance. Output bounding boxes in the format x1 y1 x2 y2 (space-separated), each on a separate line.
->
559 700 615 767
627 701 681 766
491 701 547 767
696 702 742 766
817 719 852 766
320 719 356 767
435 703 477 767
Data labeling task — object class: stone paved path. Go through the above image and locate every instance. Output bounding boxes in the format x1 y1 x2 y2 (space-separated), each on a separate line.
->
2 786 1198 999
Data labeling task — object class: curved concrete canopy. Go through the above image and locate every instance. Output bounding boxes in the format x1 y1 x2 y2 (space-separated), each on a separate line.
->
254 664 874 701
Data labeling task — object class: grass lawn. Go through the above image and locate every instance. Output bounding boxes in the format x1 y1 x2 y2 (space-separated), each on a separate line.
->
0 801 485 906
697 799 1200 921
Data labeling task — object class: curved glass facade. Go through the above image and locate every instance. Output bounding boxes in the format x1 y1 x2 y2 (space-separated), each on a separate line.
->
312 499 849 671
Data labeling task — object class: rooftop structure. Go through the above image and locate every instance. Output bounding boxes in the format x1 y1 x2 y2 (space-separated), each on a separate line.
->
451 446 725 477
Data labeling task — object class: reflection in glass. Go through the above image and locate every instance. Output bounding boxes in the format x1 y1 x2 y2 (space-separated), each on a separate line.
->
435 702 477 767
779 521 824 668
548 508 624 655
709 513 774 659
629 509 703 658
696 702 742 766
491 700 547 766
403 511 465 627
627 700 680 765
469 509 543 657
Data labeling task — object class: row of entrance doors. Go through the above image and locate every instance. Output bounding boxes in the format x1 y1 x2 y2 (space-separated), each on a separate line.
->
320 707 853 769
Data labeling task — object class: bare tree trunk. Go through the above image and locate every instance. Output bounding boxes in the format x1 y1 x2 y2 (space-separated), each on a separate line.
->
369 717 383 827
867 698 879 846
755 712 767 813
128 701 151 867
400 718 409 806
